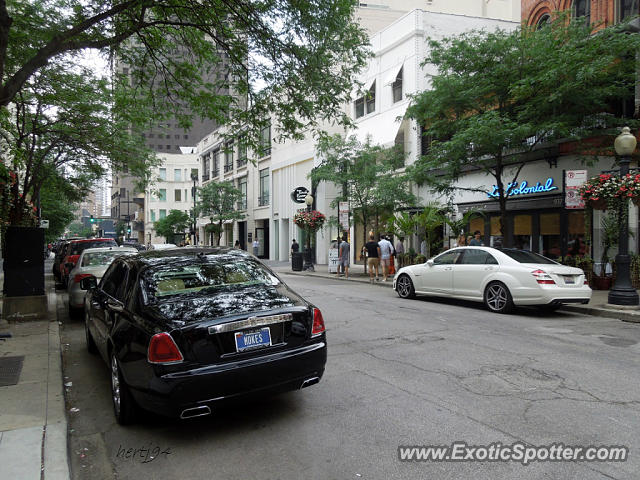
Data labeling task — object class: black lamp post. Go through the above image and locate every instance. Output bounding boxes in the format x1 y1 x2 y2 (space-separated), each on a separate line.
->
303 194 314 271
608 126 639 306
191 172 198 245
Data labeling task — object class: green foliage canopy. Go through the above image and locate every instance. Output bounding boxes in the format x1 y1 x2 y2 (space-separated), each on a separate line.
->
197 181 245 245
153 209 191 243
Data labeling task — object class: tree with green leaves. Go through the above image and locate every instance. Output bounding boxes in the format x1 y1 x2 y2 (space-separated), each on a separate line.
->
197 181 245 245
386 211 416 240
153 210 191 244
406 14 640 247
1 60 156 228
445 209 485 239
312 134 416 271
39 169 87 243
414 203 447 259
2 1 370 146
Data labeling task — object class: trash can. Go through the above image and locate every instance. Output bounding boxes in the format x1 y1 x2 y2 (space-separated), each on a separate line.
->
292 252 303 271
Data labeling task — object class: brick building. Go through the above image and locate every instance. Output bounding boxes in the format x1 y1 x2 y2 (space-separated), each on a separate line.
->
523 0 638 27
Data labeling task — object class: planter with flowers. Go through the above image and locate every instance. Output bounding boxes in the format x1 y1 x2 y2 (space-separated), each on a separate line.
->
294 209 326 268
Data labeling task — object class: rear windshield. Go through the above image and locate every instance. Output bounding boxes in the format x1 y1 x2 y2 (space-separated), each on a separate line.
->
71 240 117 255
81 250 134 267
142 257 280 302
498 249 557 265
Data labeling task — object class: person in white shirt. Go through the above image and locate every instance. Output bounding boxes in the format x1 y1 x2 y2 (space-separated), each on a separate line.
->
378 236 394 282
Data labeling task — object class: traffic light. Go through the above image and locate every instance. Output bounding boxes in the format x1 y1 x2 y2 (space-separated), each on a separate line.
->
89 215 95 223
127 226 131 235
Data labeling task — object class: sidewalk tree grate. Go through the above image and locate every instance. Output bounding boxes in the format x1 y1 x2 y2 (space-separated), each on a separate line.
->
0 355 24 386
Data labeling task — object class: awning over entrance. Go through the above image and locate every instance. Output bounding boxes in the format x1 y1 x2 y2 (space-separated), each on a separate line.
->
383 63 403 86
351 101 409 148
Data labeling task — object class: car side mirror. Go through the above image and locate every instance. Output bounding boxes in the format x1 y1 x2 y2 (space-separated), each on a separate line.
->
426 259 434 266
80 276 97 291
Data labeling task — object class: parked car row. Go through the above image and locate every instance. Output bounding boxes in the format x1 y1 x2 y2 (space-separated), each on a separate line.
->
57 244 326 425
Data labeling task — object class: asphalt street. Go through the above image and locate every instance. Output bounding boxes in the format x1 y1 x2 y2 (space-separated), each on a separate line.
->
60 272 640 480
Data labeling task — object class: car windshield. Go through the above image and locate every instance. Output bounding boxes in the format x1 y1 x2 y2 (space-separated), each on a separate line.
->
71 240 117 255
498 248 557 265
142 257 281 302
81 250 134 267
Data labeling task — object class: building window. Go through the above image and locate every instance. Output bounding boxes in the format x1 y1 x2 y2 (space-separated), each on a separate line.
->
259 168 269 206
619 0 639 21
175 189 181 202
184 134 189 139
355 97 364 118
174 169 182 181
572 0 590 24
159 209 166 220
354 82 376 118
158 189 167 201
238 177 247 210
392 68 403 103
224 143 234 172
150 210 156 222
237 135 248 167
259 124 271 157
166 145 170 149
202 154 210 181
212 149 220 177
536 13 551 29
159 168 166 181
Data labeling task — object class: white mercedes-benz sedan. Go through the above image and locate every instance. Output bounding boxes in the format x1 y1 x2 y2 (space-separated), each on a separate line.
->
393 247 591 313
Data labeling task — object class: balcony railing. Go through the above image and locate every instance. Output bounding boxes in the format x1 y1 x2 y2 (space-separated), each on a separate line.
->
237 157 247 168
224 163 233 173
202 173 210 182
212 169 220 178
258 194 269 206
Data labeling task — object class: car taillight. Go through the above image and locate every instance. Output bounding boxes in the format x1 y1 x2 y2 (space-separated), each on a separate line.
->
74 273 94 283
584 276 589 285
311 308 325 337
531 269 555 285
148 333 184 364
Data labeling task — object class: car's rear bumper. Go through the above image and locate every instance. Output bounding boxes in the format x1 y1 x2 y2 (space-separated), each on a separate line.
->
68 284 86 308
512 285 592 306
128 341 327 418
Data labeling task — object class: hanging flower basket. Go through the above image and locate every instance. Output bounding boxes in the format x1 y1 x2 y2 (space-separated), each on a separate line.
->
293 209 326 233
579 173 640 210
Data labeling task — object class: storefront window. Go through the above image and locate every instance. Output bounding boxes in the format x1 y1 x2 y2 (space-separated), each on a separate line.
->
567 211 587 257
513 214 532 250
490 216 503 247
540 213 561 259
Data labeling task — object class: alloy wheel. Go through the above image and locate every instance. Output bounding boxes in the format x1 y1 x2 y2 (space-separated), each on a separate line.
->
486 284 508 311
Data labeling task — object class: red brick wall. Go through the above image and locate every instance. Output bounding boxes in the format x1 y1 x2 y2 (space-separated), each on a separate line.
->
522 1 616 27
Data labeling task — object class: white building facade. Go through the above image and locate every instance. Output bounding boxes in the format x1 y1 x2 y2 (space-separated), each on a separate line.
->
144 152 200 245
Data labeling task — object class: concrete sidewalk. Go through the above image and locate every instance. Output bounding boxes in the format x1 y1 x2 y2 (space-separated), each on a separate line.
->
0 261 70 480
266 260 640 322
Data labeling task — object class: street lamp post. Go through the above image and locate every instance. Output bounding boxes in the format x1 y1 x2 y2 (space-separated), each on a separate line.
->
191 172 198 245
608 126 639 306
303 194 314 271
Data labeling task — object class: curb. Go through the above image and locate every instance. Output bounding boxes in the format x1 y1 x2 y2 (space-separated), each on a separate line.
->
559 304 640 323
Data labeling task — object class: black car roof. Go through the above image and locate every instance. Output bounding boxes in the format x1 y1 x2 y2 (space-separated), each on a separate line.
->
119 247 253 269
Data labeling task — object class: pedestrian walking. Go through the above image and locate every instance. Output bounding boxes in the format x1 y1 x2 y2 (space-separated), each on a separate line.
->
338 234 350 278
395 236 405 268
234 240 240 249
364 234 381 283
252 238 260 256
469 230 483 246
290 239 299 257
378 235 394 281
454 234 467 248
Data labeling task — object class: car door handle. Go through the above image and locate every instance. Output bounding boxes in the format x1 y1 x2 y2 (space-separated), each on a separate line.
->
445 266 452 271
484 267 494 270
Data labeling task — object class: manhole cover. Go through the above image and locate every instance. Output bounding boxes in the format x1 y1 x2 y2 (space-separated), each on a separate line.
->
0 356 24 386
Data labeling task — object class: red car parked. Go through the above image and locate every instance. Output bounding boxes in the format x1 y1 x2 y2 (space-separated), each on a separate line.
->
60 238 118 286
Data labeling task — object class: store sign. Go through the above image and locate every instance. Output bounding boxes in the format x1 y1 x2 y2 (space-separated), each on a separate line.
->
565 169 587 209
487 178 558 199
291 186 309 204
338 201 349 231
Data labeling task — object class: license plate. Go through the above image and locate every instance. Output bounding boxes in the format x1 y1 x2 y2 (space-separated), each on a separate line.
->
235 327 272 352
564 276 575 284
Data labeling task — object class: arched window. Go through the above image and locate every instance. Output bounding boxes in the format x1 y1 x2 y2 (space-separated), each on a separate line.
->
572 0 590 24
536 13 551 29
618 0 639 22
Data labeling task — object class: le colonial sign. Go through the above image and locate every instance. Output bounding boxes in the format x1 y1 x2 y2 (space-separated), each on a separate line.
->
487 177 558 199
291 186 310 204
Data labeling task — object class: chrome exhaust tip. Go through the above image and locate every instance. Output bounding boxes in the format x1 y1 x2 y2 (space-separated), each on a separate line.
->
180 405 211 419
300 377 320 389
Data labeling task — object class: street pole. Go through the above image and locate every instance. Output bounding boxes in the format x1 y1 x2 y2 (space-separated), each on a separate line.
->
303 194 314 271
608 126 639 306
191 172 198 245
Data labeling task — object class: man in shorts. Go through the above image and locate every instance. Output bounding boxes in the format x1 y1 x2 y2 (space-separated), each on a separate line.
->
378 235 394 281
364 234 381 283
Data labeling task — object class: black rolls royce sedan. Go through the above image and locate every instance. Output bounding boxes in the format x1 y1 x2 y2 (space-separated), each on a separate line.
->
81 247 327 424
